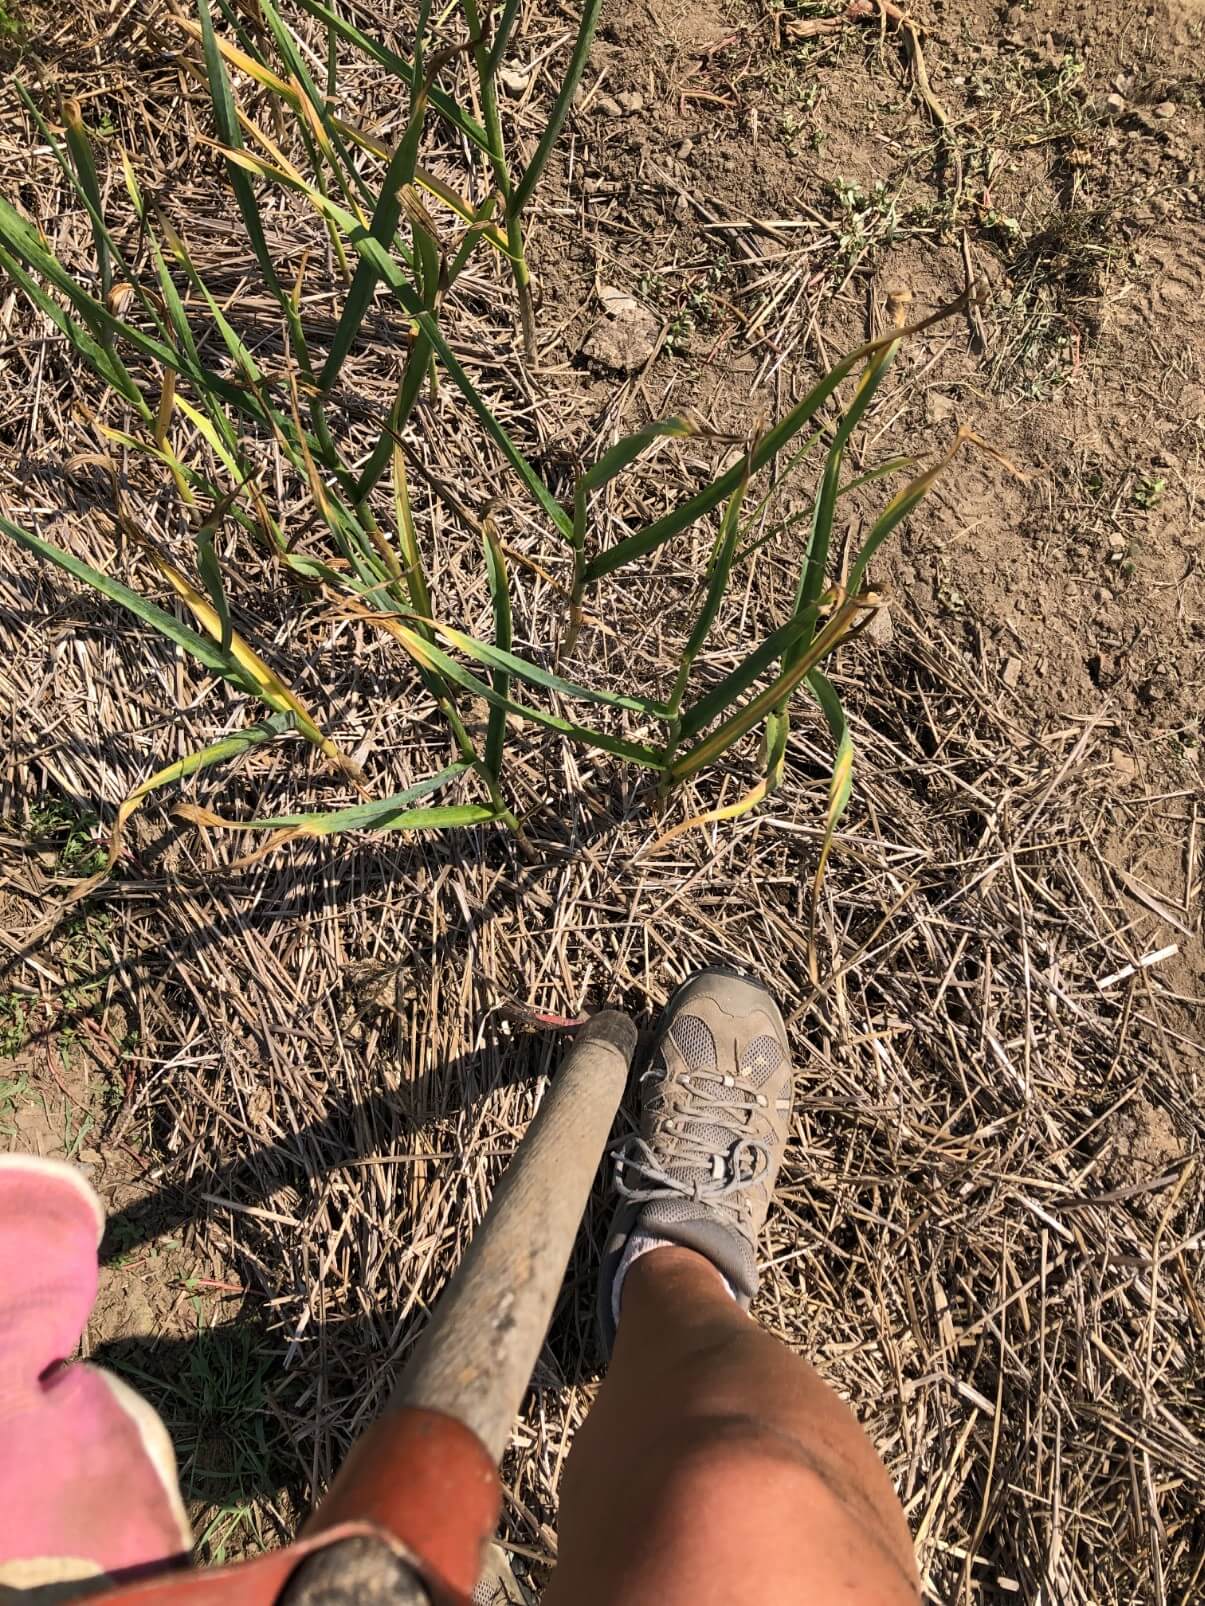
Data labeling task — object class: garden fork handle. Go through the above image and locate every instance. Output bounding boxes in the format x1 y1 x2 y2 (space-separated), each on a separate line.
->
79 1015 638 1606
294 1011 638 1601
390 1008 637 1456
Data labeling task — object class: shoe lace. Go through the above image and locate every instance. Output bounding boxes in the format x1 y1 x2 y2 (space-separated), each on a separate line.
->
613 1062 773 1207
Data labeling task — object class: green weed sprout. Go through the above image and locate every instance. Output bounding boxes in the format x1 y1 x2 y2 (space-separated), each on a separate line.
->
0 2 987 919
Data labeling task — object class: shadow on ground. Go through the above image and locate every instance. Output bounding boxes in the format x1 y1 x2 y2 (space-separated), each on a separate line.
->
87 1031 625 1562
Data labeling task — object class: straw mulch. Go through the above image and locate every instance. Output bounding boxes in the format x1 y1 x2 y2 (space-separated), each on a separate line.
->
0 2 1201 1601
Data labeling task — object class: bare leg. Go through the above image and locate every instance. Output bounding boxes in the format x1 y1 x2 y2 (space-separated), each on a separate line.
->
545 1246 919 1606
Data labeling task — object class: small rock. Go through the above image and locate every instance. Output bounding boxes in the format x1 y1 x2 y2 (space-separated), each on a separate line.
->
582 285 659 373
1107 530 1126 550
617 90 645 113
1093 585 1113 604
677 138 695 159
598 283 638 317
1111 747 1139 783
498 66 530 95
864 603 894 646
1089 649 1114 681
596 93 623 117
1002 655 1022 689
1153 100 1176 118
1105 92 1126 115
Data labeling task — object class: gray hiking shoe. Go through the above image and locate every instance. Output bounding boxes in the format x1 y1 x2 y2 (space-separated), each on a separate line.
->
599 967 794 1350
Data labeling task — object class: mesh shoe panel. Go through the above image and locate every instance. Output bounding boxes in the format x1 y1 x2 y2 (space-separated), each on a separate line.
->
637 1205 759 1295
670 1013 718 1071
740 1033 785 1088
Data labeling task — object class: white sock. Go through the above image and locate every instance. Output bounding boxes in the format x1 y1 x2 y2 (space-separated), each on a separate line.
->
611 1231 738 1331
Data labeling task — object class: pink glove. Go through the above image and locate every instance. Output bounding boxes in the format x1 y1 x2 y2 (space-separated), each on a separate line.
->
0 1155 192 1597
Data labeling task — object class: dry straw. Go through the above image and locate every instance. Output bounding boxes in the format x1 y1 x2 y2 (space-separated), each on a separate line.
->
0 6 1199 1599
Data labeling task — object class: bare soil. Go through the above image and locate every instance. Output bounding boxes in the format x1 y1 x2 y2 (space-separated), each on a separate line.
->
547 0 1204 947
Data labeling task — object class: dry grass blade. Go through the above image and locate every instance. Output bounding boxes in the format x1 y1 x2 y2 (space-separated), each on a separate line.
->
71 715 296 900
140 543 362 784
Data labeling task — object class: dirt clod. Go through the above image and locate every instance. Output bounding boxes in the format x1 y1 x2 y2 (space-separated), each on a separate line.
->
499 67 530 95
1108 1098 1185 1195
582 285 659 372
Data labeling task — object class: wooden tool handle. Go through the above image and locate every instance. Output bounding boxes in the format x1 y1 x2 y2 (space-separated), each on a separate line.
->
287 1011 639 1603
389 1009 637 1458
